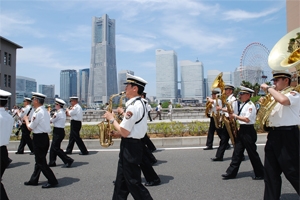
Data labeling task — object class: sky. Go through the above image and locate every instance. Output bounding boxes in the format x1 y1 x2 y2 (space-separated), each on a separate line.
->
0 0 288 97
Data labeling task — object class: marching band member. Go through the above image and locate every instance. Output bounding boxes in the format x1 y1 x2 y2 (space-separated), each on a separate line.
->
49 98 74 167
260 70 299 199
222 86 264 180
0 89 14 199
204 89 222 150
23 92 58 189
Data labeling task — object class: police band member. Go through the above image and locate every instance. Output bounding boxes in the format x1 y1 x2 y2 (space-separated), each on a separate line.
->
103 74 153 200
204 89 222 150
260 70 299 199
49 98 74 168
211 84 236 161
65 97 89 155
221 86 264 180
15 97 34 155
0 90 14 200
23 92 58 188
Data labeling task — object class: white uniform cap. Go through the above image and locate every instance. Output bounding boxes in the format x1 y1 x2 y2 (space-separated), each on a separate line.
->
224 83 235 90
24 97 32 102
124 74 147 88
239 86 254 94
271 70 292 80
0 89 11 100
31 92 47 99
55 98 66 106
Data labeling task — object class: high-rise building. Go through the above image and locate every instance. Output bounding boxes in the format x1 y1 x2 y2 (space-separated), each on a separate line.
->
155 49 178 103
16 76 37 104
180 60 204 103
78 68 89 104
206 70 232 98
88 14 118 106
118 70 134 93
39 84 55 104
60 69 77 101
1 37 22 108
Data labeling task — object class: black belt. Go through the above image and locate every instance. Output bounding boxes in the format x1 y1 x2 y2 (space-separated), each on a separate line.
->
122 137 141 143
268 125 298 131
240 124 254 127
33 133 48 135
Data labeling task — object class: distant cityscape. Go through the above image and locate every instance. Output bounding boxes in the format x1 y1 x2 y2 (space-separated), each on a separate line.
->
4 5 299 108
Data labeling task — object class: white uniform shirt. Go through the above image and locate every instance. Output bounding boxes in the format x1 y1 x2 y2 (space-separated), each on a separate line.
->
69 104 83 121
210 99 222 114
50 108 66 128
0 107 14 146
238 101 256 125
268 91 300 127
168 104 173 113
224 94 237 117
29 106 51 134
157 105 162 112
146 104 152 112
19 105 34 122
120 96 147 139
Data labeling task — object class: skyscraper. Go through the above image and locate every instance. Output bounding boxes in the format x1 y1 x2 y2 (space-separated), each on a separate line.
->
88 14 118 106
155 49 178 103
118 70 134 93
78 68 89 104
60 69 77 101
180 60 204 103
16 76 37 104
39 84 55 104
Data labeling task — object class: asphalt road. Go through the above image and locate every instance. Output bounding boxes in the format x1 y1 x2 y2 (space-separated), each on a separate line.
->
4 145 299 200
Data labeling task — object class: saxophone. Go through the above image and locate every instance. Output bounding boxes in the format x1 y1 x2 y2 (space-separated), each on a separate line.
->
205 97 213 118
222 101 238 145
97 92 124 147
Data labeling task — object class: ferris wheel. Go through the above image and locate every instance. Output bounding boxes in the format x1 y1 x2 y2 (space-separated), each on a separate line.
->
239 42 272 85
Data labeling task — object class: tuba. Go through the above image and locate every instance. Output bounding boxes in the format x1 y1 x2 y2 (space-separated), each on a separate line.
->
257 27 300 131
205 97 213 118
98 92 125 147
211 72 226 129
222 100 238 145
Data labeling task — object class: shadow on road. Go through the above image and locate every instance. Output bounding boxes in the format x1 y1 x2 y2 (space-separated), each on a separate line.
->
56 177 80 187
7 162 30 169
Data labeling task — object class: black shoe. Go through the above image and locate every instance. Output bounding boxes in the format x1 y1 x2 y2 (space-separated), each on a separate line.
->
42 183 58 189
252 176 264 180
222 174 236 179
79 151 89 155
24 181 38 186
48 163 56 167
145 179 161 186
65 159 74 168
15 152 23 154
203 147 213 150
226 144 231 150
211 157 223 161
65 151 72 155
30 152 35 155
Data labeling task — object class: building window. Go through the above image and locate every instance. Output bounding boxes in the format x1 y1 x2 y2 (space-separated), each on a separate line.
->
4 52 7 65
8 54 11 66
4 74 7 87
8 75 11 87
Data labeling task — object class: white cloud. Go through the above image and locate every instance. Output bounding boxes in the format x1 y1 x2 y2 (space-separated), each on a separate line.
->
116 34 155 53
223 7 280 22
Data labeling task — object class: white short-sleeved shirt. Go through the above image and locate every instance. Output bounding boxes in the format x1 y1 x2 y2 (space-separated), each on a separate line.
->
29 106 52 134
0 108 14 146
19 105 34 121
69 104 83 121
157 105 162 112
224 94 237 117
238 101 256 125
120 96 147 139
50 108 66 128
268 91 300 127
210 99 222 114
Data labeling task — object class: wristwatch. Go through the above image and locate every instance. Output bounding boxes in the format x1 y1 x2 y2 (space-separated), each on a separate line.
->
109 119 115 124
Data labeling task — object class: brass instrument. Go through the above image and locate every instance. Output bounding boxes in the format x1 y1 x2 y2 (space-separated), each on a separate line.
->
222 101 238 145
211 73 226 129
98 92 124 147
257 27 300 131
116 92 126 123
205 97 213 118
